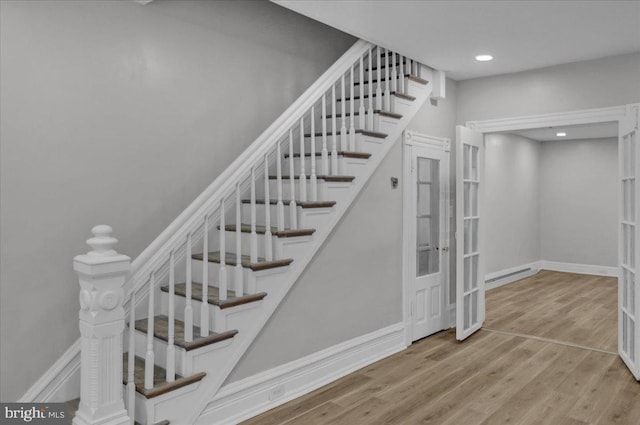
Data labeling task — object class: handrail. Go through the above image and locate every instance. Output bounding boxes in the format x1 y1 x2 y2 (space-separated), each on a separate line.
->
124 39 372 296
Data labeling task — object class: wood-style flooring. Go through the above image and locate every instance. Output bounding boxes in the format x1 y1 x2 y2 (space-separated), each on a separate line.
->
485 270 618 353
244 270 639 425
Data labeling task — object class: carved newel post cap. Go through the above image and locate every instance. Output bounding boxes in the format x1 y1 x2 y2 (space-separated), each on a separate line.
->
87 225 119 257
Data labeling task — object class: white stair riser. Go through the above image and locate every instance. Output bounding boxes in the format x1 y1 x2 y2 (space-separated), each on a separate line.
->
222 230 277 259
285 155 359 176
258 179 329 202
158 289 264 334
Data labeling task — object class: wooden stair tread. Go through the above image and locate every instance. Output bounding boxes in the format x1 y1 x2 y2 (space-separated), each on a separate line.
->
221 224 316 238
269 175 355 182
365 60 408 71
134 315 237 350
241 199 336 209
285 151 371 160
162 282 267 310
122 354 206 399
353 74 427 86
325 110 403 120
192 251 294 271
337 92 416 102
304 129 388 139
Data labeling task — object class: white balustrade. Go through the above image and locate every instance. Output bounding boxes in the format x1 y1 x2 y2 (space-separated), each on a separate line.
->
145 273 155 389
263 154 273 261
219 200 227 300
321 94 329 176
235 183 243 296
349 65 356 151
166 251 176 382
127 291 136 425
375 47 382 110
384 48 391 111
184 233 193 342
358 56 365 129
250 167 258 263
201 216 210 336
399 54 405 93
340 74 347 151
392 51 398 93
367 48 374 130
288 129 298 229
276 142 285 231
299 117 307 202
310 107 318 201
73 225 131 425
331 84 338 173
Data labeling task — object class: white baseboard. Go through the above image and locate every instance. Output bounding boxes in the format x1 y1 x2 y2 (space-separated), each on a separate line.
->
485 261 541 291
540 261 618 277
18 340 80 402
196 323 406 425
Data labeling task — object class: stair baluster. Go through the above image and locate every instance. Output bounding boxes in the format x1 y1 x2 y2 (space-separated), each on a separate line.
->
288 129 298 229
184 233 194 341
321 94 329 176
145 273 155 389
219 200 227 301
166 251 176 382
263 154 273 261
348 65 356 151
384 48 391 111
376 47 382 110
399 54 405 94
235 183 243 296
340 74 347 151
127 291 136 425
310 107 318 201
250 167 258 263
367 48 374 130
392 51 398 93
331 84 338 175
276 141 285 231
201 216 210 336
299 117 307 202
358 56 365 130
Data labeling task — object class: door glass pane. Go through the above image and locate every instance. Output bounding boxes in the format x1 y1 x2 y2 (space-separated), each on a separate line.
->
416 157 440 277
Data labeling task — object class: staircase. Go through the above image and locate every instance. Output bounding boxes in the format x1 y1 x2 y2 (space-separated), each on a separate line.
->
72 40 435 425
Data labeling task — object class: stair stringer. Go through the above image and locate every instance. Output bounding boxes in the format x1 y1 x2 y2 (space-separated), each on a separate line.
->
168 76 435 425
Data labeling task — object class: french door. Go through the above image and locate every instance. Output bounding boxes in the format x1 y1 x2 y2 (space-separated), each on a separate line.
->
404 133 449 342
619 106 640 380
455 125 485 341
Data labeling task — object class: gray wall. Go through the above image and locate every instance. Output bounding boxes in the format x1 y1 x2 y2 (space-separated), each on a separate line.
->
228 80 459 381
0 0 355 401
484 133 541 275
540 138 618 267
457 52 640 124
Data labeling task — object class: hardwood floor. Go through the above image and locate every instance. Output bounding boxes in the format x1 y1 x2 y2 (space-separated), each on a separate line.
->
485 270 617 353
243 271 638 425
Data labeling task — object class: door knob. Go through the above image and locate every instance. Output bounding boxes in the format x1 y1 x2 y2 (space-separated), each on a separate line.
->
441 247 449 252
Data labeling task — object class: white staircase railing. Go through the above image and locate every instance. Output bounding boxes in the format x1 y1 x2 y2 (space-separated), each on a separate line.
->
73 39 428 425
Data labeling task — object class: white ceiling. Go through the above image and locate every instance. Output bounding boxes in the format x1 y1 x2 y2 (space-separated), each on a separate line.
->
509 122 618 142
274 0 640 81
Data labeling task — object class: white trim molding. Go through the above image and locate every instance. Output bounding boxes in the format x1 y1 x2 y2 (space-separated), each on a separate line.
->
19 340 80 403
485 261 542 291
540 261 618 277
466 105 630 133
195 323 406 425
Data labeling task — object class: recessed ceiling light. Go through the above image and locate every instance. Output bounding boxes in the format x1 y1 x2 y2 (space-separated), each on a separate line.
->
557 132 567 137
475 54 493 62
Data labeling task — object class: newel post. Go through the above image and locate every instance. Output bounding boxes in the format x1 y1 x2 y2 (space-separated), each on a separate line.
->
73 225 131 425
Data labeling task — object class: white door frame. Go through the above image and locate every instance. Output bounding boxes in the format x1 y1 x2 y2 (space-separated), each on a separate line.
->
463 103 640 376
402 130 451 346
